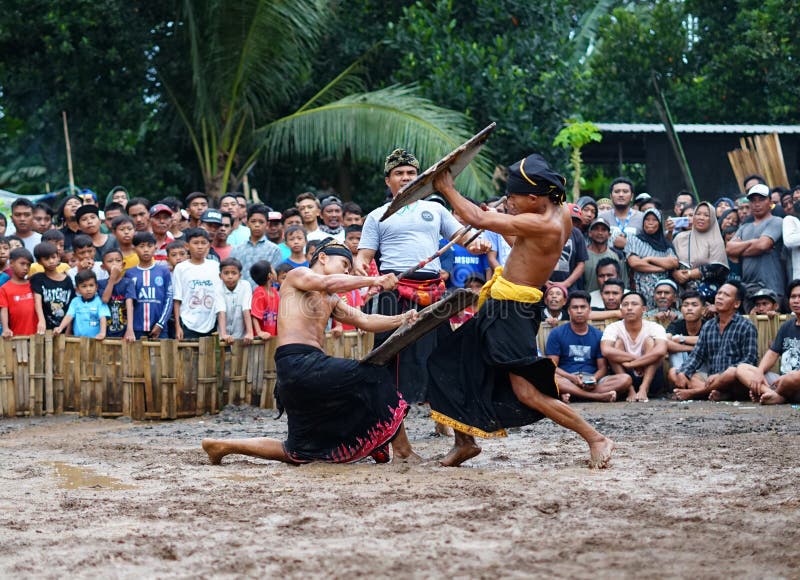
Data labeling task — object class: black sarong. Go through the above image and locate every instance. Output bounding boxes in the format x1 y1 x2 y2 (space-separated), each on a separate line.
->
427 298 559 437
370 271 446 403
275 344 407 463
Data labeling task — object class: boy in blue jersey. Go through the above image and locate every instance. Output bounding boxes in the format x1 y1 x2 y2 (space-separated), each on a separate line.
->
126 232 173 339
54 269 110 339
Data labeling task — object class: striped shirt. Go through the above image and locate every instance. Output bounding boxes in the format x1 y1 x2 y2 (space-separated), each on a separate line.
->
125 263 173 333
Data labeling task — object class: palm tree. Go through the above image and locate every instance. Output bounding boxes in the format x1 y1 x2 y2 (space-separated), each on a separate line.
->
160 0 492 201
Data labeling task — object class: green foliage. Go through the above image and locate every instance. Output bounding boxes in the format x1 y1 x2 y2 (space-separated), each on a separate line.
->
553 120 602 201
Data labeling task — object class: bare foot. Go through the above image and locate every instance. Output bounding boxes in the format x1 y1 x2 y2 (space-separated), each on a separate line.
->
749 389 759 403
201 439 226 465
392 450 423 464
434 422 453 437
588 437 615 469
440 442 482 467
601 391 617 402
673 388 695 401
708 389 722 401
635 392 649 402
760 390 786 405
561 393 571 403
626 391 637 402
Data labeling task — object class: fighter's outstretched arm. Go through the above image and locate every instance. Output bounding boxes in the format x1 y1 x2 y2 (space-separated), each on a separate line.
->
433 172 551 238
332 301 418 333
286 267 396 295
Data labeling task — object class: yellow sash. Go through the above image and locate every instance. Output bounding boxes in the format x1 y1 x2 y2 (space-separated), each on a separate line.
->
477 267 543 309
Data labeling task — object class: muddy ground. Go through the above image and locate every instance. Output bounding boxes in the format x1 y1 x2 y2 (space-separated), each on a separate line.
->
1 401 799 578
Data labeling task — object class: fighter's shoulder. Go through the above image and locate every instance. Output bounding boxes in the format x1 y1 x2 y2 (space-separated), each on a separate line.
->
365 202 391 221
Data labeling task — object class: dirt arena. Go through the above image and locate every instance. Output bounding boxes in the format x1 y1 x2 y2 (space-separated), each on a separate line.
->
1 400 799 578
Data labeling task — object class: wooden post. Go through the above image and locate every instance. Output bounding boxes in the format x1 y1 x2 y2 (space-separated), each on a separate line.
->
62 111 76 194
44 332 54 414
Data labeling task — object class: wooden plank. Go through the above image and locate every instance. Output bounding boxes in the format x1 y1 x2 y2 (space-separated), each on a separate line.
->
44 333 54 414
362 289 478 366
31 335 44 416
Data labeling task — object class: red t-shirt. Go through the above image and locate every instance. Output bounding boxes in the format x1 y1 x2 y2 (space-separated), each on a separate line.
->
337 289 364 331
251 285 279 336
0 280 38 335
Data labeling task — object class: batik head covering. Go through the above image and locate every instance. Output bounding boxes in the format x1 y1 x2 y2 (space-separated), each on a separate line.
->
506 153 567 204
310 237 353 267
384 149 420 176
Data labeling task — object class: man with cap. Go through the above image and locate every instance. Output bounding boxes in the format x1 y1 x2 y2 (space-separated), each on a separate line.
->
426 153 614 469
201 239 421 466
726 183 785 309
185 192 209 228
319 196 345 242
76 204 118 261
645 279 682 325
199 209 224 261
599 177 644 251
149 204 175 262
266 211 290 261
584 217 626 294
547 203 587 292
354 148 465 404
748 287 780 317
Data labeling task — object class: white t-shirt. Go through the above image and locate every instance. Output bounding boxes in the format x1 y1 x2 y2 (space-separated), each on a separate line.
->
223 280 253 338
359 200 461 274
172 259 226 333
601 319 666 356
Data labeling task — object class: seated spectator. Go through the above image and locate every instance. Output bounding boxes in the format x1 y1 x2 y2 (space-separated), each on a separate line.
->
672 201 729 299
672 282 758 401
645 279 682 326
548 204 587 292
625 209 679 307
584 217 626 294
546 291 632 402
748 288 780 318
736 279 800 404
589 258 625 310
543 283 569 326
666 290 707 386
601 291 668 402
589 278 625 322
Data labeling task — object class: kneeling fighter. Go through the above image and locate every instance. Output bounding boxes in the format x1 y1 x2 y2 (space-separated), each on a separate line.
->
202 238 420 465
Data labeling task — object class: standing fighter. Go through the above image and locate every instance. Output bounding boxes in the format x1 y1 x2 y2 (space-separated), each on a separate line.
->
202 239 420 465
428 154 614 468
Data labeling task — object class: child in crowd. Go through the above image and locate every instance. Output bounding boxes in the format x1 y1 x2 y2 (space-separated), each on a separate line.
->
31 242 74 333
250 260 279 340
0 248 37 337
110 215 139 271
0 237 10 279
0 213 6 236
68 235 109 285
219 257 253 344
98 248 135 341
344 224 362 257
172 228 227 340
305 240 322 264
29 230 69 276
282 225 308 267
6 236 23 251
75 204 117 260
274 263 294 288
54 270 109 339
126 232 173 339
166 240 188 272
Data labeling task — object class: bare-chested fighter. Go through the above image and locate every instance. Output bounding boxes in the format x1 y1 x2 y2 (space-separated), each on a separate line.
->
426 153 614 468
202 238 421 465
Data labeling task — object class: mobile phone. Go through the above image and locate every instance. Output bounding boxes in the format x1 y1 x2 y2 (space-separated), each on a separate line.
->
672 216 689 229
582 376 596 385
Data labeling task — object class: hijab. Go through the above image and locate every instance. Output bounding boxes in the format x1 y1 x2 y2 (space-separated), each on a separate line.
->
717 208 738 228
635 208 673 253
673 201 727 266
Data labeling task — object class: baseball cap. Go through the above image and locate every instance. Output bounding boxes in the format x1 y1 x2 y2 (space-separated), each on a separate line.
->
150 203 173 217
588 217 610 230
320 195 343 210
75 204 100 221
567 203 582 220
267 211 282 221
635 192 652 203
201 209 223 224
747 184 770 198
750 288 778 302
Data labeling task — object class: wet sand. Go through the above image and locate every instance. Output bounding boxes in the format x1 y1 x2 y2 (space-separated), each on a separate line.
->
1 401 799 578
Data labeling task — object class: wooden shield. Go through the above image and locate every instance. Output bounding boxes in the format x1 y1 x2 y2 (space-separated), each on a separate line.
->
361 289 479 366
379 122 496 222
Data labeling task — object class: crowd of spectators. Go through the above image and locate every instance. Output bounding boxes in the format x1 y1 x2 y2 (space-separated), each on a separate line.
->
1 168 799 408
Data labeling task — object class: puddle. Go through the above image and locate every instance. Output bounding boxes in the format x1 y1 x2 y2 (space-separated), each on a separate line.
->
48 462 137 490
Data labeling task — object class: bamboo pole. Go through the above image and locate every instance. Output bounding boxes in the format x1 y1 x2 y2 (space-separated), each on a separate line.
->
62 111 76 194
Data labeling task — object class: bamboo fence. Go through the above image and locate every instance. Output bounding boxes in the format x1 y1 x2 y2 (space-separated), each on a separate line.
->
0 331 373 419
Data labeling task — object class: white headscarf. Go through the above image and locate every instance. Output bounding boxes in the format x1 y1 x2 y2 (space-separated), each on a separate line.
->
672 201 727 267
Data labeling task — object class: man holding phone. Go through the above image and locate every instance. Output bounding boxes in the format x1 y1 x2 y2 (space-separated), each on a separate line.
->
546 291 633 402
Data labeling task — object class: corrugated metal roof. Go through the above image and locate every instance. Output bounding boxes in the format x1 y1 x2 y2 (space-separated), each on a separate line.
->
595 123 800 134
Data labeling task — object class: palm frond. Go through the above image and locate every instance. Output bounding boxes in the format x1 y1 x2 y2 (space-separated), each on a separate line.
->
572 0 616 63
256 86 495 199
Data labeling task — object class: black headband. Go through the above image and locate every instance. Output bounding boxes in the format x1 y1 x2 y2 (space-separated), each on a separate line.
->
506 153 567 203
310 237 353 266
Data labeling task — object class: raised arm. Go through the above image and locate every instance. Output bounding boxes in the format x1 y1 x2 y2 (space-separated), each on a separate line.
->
287 267 397 296
332 300 417 333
